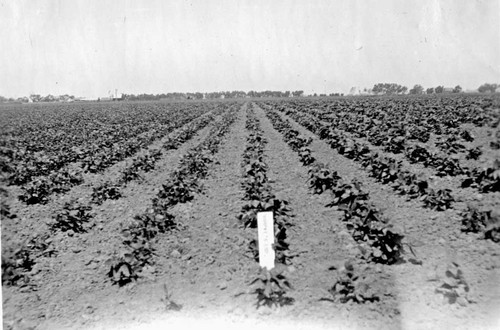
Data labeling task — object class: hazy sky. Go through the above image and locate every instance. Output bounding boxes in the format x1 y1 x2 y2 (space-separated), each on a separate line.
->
1 0 499 98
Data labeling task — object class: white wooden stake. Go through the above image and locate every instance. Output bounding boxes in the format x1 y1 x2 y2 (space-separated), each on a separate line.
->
257 211 275 270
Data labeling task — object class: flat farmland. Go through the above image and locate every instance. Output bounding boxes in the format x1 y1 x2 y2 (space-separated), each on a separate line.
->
1 96 500 330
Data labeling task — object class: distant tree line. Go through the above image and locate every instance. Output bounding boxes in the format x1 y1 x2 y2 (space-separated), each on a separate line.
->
368 83 466 95
367 83 497 95
371 83 408 95
1 83 498 103
123 90 306 101
477 83 499 93
0 94 76 103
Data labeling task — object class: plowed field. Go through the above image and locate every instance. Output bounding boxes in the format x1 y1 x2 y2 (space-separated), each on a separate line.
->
2 97 500 330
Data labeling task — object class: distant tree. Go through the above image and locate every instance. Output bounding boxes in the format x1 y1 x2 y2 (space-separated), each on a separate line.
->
292 90 304 97
42 94 56 102
409 84 424 95
453 85 462 93
426 87 434 94
30 94 42 102
371 83 407 95
478 83 499 93
435 86 444 94
397 85 408 94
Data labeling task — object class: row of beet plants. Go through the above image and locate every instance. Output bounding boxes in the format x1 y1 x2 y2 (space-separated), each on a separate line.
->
267 104 500 243
1 185 33 287
2 193 93 287
4 103 211 186
91 111 218 205
265 104 455 212
17 108 220 205
262 106 411 303
239 106 294 308
106 106 239 286
288 106 500 240
0 108 223 288
285 102 499 193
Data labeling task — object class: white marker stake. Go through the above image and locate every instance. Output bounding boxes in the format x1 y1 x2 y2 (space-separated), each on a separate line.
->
257 211 275 270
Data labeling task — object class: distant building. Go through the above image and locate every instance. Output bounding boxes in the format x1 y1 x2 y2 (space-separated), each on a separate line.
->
112 93 124 101
98 89 123 101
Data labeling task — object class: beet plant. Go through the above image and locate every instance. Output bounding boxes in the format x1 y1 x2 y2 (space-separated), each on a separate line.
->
308 163 340 194
421 188 454 211
18 179 52 204
325 261 383 303
119 165 143 184
435 262 471 306
51 199 93 233
465 147 482 160
92 181 122 204
1 244 35 286
250 267 294 308
461 206 500 242
105 252 138 286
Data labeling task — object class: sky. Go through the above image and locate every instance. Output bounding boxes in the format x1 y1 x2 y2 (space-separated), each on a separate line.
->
0 0 499 98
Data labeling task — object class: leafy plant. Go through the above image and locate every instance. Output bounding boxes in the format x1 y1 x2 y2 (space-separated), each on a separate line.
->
0 186 15 219
405 145 432 164
462 160 500 193
105 252 138 286
119 166 143 184
460 206 490 233
92 182 122 204
465 147 482 160
384 136 406 154
50 199 93 233
326 180 369 210
326 261 382 303
155 176 198 208
18 178 52 204
238 196 292 229
392 171 429 199
250 267 294 308
18 169 83 204
308 163 340 194
298 147 315 166
460 129 474 142
1 244 35 286
351 224 405 264
435 262 471 306
421 188 454 211
484 215 500 242
461 207 500 242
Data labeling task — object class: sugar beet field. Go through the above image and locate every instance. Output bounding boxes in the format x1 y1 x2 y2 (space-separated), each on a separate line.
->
1 96 500 330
